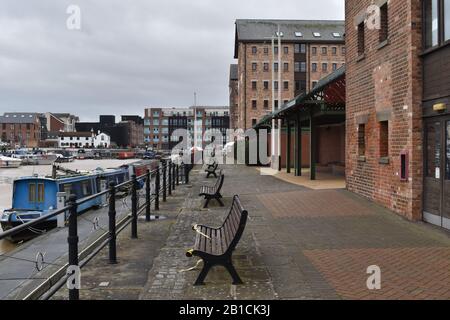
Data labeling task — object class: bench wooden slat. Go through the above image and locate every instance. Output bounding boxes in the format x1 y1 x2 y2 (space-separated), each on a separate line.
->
189 195 248 286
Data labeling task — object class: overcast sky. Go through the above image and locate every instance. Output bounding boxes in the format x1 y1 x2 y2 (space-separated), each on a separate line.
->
0 0 344 122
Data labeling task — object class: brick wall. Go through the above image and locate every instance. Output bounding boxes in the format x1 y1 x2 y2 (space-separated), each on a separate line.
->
237 42 295 130
345 0 423 220
309 44 346 89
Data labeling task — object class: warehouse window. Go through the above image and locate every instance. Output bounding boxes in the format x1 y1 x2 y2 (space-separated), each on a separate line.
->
358 124 366 156
358 22 365 55
379 3 389 43
379 121 389 158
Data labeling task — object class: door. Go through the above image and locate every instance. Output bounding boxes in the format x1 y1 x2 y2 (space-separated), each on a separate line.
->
423 117 450 230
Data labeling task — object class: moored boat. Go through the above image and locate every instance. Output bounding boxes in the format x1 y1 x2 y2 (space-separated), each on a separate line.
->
0 156 22 168
0 159 157 242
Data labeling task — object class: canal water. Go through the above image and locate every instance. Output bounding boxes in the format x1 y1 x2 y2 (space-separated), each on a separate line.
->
0 159 138 254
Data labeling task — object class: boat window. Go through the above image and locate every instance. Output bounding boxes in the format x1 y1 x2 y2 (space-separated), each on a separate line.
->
28 183 36 202
82 181 92 196
37 183 45 203
63 184 72 196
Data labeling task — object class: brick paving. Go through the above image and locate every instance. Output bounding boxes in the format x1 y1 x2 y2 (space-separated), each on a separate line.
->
53 165 450 300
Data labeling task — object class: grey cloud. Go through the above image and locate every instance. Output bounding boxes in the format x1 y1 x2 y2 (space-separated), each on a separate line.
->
0 0 344 121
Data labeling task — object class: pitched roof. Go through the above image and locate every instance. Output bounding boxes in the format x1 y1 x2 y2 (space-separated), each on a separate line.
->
0 113 40 124
234 19 345 57
59 132 92 137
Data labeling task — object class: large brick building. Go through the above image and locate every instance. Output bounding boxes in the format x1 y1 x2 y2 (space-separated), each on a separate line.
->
345 0 450 229
0 113 42 148
233 19 346 130
229 64 239 129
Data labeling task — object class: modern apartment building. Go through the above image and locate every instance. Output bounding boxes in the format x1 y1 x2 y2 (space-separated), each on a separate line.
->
144 106 230 150
0 112 42 148
233 19 345 130
345 0 450 230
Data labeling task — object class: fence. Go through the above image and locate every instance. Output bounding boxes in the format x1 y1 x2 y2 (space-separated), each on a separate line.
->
0 158 192 300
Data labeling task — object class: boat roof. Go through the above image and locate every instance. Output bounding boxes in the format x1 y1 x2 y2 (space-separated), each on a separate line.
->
14 167 127 183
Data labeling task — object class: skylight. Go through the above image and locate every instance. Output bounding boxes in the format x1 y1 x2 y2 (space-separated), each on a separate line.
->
333 32 341 37
313 32 321 37
275 31 284 37
295 32 303 37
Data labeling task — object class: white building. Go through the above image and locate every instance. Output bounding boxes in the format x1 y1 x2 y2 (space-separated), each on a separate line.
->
59 131 110 148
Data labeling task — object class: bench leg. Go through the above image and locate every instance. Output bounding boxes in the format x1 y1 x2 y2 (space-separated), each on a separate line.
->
206 172 211 178
213 172 217 178
215 196 224 207
203 198 211 208
194 261 212 286
224 260 243 285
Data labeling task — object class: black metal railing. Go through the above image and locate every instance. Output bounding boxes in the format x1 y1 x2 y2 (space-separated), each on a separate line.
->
0 158 190 300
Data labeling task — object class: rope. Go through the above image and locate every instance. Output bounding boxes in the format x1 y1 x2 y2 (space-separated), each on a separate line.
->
192 224 211 240
178 259 203 273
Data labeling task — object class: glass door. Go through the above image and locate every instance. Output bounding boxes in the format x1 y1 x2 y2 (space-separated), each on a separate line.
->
424 117 450 230
443 120 450 229
423 120 443 226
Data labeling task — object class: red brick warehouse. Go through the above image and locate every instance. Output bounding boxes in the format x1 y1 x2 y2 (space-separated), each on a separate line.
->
345 0 450 229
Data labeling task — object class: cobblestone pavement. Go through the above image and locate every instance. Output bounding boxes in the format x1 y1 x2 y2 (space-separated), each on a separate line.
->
54 165 450 300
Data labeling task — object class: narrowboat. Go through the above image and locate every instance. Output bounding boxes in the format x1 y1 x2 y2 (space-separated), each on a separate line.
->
0 160 157 242
0 167 129 242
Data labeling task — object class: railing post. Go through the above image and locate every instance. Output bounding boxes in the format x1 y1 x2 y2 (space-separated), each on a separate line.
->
172 162 176 190
176 164 179 186
155 167 160 211
145 169 151 222
184 163 189 184
162 161 167 202
67 194 79 301
131 174 138 239
108 182 117 264
168 161 172 196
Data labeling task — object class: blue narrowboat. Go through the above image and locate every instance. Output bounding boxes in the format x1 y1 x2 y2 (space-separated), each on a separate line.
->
0 167 130 241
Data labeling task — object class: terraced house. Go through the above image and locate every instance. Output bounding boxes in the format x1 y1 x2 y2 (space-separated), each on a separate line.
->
232 19 346 130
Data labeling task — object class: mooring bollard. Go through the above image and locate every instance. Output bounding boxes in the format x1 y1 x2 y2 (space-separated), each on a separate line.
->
146 169 151 222
162 162 167 202
176 164 179 186
155 167 160 211
67 194 79 301
131 174 138 239
108 182 117 264
168 161 172 196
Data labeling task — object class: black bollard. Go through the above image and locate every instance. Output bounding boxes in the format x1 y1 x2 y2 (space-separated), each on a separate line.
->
168 161 172 196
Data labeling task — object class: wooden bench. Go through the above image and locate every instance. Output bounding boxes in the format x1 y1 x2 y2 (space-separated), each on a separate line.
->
186 195 248 285
199 170 224 208
205 162 219 178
